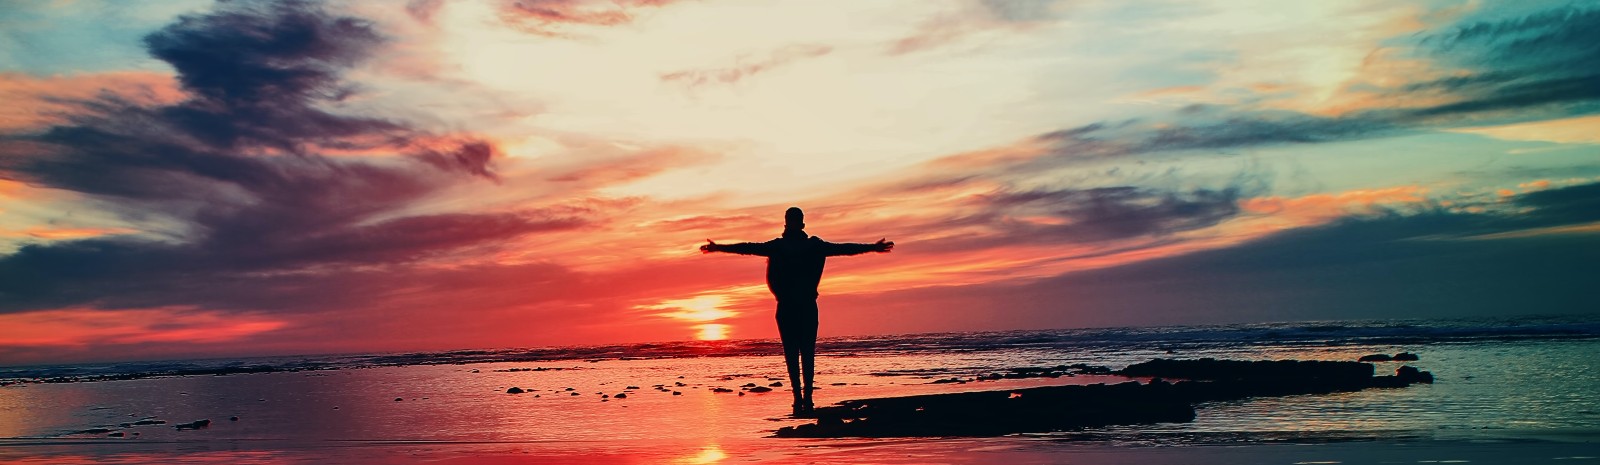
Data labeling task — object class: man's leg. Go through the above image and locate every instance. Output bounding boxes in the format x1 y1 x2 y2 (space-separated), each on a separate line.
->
798 300 819 408
776 301 805 409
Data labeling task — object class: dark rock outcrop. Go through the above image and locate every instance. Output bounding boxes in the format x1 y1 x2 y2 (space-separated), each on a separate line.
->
776 358 1434 438
506 387 525 394
174 419 211 430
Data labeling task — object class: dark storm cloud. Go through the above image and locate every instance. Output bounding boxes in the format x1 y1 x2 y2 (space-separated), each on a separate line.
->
968 184 1250 243
0 1 561 313
831 181 1600 330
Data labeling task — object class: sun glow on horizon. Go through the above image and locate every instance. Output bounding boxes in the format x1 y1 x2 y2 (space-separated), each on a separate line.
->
693 323 730 341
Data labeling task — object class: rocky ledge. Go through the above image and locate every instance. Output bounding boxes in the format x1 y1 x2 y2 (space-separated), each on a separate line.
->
775 358 1432 438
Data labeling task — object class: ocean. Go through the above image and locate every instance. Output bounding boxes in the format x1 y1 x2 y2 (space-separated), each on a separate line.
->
2 315 1597 464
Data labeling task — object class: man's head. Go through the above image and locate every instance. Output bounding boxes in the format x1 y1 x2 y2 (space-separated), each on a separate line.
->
785 207 804 229
783 207 806 239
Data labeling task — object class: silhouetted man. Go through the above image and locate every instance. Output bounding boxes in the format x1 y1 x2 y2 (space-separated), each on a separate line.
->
701 207 893 413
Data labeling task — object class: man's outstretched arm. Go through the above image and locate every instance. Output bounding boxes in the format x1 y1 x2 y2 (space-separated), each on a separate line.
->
701 239 775 256
820 238 894 257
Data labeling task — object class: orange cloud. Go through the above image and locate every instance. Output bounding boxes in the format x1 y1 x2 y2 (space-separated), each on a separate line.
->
1242 186 1429 223
0 226 137 240
0 71 183 131
0 307 286 347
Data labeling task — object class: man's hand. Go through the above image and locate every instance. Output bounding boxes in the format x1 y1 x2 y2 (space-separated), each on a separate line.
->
873 238 894 253
700 239 720 254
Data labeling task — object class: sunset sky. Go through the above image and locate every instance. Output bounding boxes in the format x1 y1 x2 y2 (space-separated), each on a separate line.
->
1 0 1597 365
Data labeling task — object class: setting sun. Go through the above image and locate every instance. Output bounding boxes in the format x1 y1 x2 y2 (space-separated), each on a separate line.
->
693 324 730 341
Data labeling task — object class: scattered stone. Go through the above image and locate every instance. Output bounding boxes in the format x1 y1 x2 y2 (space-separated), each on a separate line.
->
1358 354 1393 362
675 382 686 387
1396 365 1434 384
570 392 580 396
174 419 211 430
395 397 404 401
73 428 114 435
748 386 773 393
230 416 239 421
507 387 525 394
831 382 848 386
614 393 627 399
712 387 735 393
602 394 610 398
741 383 757 388
625 386 640 390
108 432 125 437
738 392 746 396
1393 352 1420 361
672 391 682 396
769 382 783 387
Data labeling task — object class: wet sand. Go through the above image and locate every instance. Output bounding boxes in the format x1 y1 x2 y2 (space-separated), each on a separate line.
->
5 337 1599 464
3 436 1597 464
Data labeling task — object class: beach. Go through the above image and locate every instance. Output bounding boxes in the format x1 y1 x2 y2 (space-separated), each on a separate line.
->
2 317 1597 464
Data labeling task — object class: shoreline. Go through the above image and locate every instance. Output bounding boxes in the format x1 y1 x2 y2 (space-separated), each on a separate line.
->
3 435 1596 465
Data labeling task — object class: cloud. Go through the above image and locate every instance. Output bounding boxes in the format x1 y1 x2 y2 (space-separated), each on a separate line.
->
497 0 679 37
660 44 834 89
951 5 1600 173
940 183 1257 247
0 1 558 315
0 71 184 132
546 146 719 186
887 0 1069 55
822 181 1600 333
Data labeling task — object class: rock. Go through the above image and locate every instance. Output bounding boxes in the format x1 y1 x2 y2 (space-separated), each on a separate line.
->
395 397 404 401
507 387 525 394
741 383 757 388
614 393 627 398
602 394 610 398
73 428 114 435
748 386 773 393
1396 366 1434 384
1393 352 1419 361
174 419 211 430
769 382 783 387
712 387 734 393
777 358 1439 438
230 416 239 421
738 391 745 396
673 391 682 396
570 392 580 396
108 432 125 437
1359 354 1393 362
625 386 640 390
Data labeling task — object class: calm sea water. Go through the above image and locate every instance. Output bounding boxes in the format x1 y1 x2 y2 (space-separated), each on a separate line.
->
1 315 1597 462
